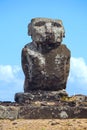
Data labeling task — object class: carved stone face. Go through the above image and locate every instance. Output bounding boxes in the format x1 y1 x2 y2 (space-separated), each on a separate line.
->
28 18 65 44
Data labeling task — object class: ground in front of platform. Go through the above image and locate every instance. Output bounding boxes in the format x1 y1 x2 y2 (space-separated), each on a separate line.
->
0 119 87 130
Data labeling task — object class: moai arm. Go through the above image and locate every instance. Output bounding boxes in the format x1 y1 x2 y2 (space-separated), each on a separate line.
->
21 45 33 92
64 47 71 84
21 46 30 79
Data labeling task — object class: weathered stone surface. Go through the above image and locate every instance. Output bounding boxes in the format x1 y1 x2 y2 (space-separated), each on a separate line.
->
15 90 68 103
0 95 87 119
18 94 87 119
0 105 19 120
18 105 70 119
22 43 70 92
22 17 70 92
28 18 65 43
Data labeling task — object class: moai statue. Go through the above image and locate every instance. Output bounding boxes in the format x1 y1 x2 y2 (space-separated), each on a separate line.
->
21 18 70 92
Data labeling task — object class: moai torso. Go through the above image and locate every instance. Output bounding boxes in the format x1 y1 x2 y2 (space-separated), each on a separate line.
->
22 18 70 92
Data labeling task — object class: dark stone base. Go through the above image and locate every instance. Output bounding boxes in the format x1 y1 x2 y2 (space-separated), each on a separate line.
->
15 90 68 103
0 93 87 119
19 104 87 119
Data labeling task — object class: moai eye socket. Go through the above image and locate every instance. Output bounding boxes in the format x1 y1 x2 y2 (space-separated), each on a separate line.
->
34 21 45 26
52 22 61 27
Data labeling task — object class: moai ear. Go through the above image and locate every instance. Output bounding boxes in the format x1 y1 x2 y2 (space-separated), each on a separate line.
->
60 21 65 38
62 28 65 38
28 23 32 36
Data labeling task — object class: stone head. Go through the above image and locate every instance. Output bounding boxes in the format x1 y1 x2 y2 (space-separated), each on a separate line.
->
28 18 65 44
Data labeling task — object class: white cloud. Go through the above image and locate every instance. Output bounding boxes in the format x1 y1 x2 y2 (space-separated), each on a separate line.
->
0 65 14 82
0 65 24 101
67 57 87 95
0 65 23 83
69 57 87 84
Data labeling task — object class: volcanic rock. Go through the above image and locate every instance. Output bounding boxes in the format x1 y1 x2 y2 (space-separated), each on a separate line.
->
21 17 71 92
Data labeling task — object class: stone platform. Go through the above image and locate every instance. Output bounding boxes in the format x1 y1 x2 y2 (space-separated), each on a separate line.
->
15 90 68 103
0 92 87 120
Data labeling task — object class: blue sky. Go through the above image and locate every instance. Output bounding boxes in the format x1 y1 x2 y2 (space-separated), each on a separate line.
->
0 0 87 101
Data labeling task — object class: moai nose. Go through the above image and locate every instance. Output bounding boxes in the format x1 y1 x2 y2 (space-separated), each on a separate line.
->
45 23 52 33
